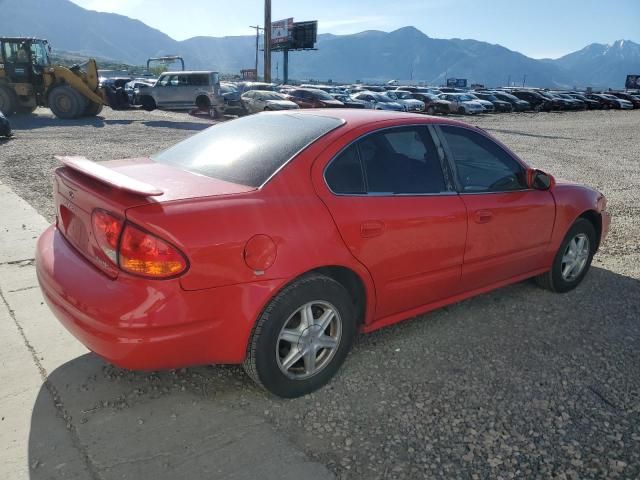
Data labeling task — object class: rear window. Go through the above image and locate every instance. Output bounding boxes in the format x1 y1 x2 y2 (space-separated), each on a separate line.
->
152 113 344 187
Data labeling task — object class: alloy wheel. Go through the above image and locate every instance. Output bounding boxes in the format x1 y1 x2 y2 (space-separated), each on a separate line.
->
276 301 342 380
561 233 590 281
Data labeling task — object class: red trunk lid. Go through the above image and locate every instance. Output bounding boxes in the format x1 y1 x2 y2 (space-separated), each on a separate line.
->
54 157 254 277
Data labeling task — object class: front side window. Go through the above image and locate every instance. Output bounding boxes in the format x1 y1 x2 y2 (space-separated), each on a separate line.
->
439 126 526 193
325 127 447 195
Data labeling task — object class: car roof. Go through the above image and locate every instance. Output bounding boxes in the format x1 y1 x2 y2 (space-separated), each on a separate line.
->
263 109 472 130
159 71 218 75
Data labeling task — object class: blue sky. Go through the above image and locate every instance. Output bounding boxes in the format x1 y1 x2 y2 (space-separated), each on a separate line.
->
70 0 639 58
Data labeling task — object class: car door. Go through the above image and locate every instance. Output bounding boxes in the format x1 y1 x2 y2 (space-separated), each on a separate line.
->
315 124 468 322
436 124 555 290
153 74 172 106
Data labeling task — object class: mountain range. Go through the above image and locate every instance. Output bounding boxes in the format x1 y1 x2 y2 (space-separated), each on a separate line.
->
1 0 639 88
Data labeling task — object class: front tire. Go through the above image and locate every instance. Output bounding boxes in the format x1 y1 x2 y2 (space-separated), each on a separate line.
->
0 86 18 115
48 85 87 119
243 274 357 398
536 218 596 293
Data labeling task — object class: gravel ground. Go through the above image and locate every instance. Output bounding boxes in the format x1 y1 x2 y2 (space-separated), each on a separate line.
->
1 107 639 479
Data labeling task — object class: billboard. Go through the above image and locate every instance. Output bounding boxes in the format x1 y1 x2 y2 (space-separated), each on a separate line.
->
271 18 293 47
290 21 317 49
447 78 467 88
625 74 640 89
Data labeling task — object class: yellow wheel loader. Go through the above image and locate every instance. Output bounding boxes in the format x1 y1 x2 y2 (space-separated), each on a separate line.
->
0 37 118 118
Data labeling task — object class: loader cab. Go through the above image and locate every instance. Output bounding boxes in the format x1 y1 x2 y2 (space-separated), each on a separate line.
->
0 38 51 83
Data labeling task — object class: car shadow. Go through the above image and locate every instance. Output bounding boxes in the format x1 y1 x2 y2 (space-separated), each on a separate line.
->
486 128 585 141
142 120 212 131
7 114 214 132
27 266 640 478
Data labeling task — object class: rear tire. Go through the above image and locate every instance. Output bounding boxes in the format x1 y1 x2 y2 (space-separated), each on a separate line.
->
535 218 596 293
243 274 357 398
195 95 210 110
427 106 435 115
48 85 87 119
0 86 18 115
84 101 103 116
457 106 465 114
140 95 156 111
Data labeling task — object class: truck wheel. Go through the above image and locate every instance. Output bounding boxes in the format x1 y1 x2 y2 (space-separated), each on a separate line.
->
0 87 18 115
84 101 103 116
48 85 87 119
140 96 156 111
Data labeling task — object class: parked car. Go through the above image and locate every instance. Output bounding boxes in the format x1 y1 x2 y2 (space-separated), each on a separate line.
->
286 88 345 108
409 92 452 114
124 78 155 105
36 110 610 398
138 71 225 117
384 90 425 112
509 90 555 111
219 83 245 115
351 92 404 111
567 93 602 110
241 90 299 113
466 94 496 113
587 93 633 110
473 92 513 112
548 92 585 110
490 91 531 111
351 85 387 93
607 91 640 108
330 94 366 109
438 93 485 114
0 110 11 137
235 82 276 94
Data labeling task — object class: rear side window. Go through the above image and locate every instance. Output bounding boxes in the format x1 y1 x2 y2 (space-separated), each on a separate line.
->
325 127 447 195
325 145 366 194
153 113 343 187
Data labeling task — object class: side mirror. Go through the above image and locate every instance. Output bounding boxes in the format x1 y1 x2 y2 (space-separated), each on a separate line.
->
528 169 555 190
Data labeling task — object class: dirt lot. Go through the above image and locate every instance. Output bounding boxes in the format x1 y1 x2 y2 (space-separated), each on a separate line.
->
1 107 639 479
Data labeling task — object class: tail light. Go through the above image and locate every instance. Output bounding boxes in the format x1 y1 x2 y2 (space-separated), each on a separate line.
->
91 209 187 279
92 210 123 264
119 224 187 278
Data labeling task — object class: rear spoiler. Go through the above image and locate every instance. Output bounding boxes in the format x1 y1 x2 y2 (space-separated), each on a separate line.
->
55 156 164 197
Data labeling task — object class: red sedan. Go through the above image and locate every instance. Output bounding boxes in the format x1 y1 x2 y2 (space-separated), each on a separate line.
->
36 110 610 398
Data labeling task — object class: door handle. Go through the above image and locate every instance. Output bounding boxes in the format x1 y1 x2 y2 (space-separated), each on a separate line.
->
360 220 385 238
474 209 493 224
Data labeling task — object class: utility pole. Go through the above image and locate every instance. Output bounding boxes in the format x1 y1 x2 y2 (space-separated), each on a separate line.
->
249 25 262 77
522 74 527 87
507 74 511 87
264 0 271 82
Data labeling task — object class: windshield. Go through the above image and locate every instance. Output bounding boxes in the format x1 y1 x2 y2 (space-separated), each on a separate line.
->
371 93 392 102
497 92 517 101
260 92 287 100
458 95 475 101
394 92 412 99
153 114 343 187
308 89 334 100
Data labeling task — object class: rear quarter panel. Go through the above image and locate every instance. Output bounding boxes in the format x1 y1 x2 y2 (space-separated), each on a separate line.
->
124 128 376 312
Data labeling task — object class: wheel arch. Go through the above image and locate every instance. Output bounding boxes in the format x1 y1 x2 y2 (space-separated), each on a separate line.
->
578 209 602 251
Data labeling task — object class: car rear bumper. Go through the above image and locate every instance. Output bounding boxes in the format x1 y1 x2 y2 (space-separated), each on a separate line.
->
36 226 284 370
